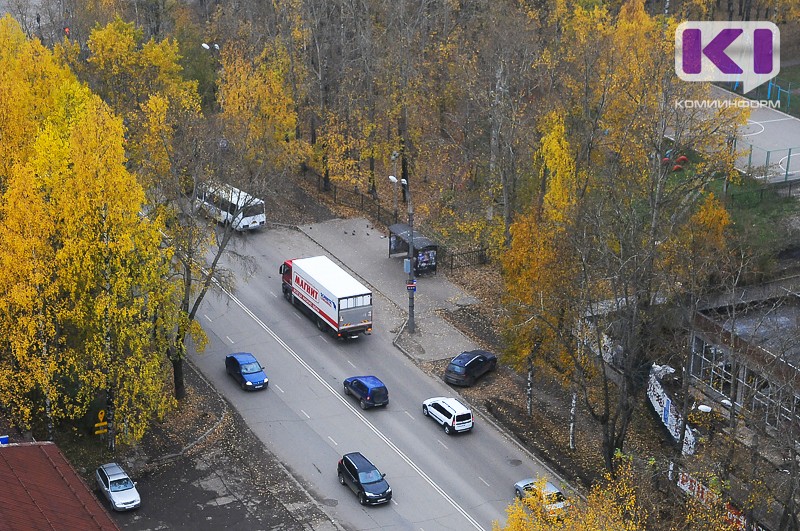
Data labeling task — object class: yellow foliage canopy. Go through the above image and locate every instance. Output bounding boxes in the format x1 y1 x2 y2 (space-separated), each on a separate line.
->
0 18 181 443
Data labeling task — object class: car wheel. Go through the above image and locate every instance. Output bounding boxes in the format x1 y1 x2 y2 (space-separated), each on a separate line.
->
490 360 497 371
344 385 351 396
444 423 452 435
360 399 367 410
338 472 345 485
240 380 247 390
515 489 522 499
316 318 325 331
422 405 429 416
359 492 367 505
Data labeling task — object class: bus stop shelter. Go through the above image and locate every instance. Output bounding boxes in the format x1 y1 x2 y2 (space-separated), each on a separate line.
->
388 223 438 275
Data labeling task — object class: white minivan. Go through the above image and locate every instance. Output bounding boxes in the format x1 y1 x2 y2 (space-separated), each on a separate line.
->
422 397 473 434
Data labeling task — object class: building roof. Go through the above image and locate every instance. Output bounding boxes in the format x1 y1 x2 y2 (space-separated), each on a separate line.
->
0 442 119 531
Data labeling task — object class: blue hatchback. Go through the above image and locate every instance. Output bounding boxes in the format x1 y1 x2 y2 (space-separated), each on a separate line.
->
343 376 389 409
225 353 268 391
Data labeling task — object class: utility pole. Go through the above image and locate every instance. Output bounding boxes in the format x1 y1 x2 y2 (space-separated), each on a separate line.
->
402 178 415 333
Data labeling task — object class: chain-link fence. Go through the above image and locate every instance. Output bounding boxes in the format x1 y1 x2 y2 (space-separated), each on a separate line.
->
733 139 800 182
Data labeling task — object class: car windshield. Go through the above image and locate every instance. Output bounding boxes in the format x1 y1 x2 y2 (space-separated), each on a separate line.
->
241 362 261 374
448 364 466 374
547 491 567 504
358 469 383 484
110 478 134 492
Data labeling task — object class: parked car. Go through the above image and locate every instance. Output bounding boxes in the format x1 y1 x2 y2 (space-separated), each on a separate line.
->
421 397 473 434
514 478 570 518
95 462 141 511
343 375 389 409
443 349 497 386
225 352 268 391
337 452 392 505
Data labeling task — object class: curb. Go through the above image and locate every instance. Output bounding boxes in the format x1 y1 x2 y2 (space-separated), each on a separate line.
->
156 357 345 531
390 325 581 500
149 359 228 466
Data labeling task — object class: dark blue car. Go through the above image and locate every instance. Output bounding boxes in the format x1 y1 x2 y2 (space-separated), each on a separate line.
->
225 353 268 391
343 376 389 409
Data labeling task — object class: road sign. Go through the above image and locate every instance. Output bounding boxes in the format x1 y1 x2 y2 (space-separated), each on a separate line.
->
94 409 108 435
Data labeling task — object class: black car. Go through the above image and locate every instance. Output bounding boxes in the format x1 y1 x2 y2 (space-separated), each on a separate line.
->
337 452 392 506
343 376 389 409
225 353 269 391
443 349 497 386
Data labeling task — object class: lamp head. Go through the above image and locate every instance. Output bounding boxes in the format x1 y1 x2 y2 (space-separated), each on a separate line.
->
388 175 397 184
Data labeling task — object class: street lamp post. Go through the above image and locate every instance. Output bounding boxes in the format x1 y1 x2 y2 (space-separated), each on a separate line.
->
402 178 415 334
388 175 398 224
390 151 399 223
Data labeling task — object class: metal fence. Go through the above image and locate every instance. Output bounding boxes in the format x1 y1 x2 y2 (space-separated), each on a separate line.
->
721 76 795 116
439 247 489 271
298 169 489 271
725 180 800 207
733 140 799 182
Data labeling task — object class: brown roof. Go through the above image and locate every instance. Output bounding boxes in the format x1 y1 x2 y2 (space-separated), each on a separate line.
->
0 442 119 531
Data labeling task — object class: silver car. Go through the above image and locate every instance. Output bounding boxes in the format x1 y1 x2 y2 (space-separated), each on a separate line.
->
514 478 570 518
95 462 141 511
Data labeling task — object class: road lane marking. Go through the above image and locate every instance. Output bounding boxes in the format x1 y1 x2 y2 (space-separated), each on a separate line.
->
347 360 356 368
300 409 310 419
404 411 414 420
225 335 234 344
328 436 338 446
203 314 212 322
437 439 448 450
273 384 284 393
320 336 329 344
220 287 485 531
479 477 490 487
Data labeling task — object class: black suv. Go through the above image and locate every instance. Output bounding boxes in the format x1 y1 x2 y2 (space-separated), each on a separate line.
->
337 452 392 505
443 349 497 386
343 375 389 409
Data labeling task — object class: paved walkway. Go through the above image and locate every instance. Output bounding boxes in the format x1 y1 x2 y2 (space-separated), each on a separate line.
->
298 218 480 362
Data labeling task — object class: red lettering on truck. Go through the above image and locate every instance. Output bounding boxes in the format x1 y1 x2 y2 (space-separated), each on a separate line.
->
294 273 319 300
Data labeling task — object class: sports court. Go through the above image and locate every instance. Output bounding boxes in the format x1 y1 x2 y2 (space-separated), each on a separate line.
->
712 86 800 183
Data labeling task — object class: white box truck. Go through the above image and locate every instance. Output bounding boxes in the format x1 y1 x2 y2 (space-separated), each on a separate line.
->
279 256 373 338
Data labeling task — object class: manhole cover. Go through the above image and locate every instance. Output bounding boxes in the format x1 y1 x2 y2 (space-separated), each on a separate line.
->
321 498 338 507
508 459 522 467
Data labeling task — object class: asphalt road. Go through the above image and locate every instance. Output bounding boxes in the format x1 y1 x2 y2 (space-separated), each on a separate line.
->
186 226 551 530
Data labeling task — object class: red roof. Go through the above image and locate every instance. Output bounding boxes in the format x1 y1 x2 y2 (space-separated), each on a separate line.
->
0 442 119 531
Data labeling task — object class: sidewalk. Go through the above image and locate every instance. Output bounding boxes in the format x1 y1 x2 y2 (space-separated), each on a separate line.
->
297 218 480 362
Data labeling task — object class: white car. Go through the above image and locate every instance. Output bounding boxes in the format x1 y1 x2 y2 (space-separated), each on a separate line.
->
95 462 141 511
421 397 473 434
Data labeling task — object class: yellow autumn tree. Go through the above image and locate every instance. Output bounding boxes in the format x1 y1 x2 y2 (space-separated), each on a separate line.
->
499 456 647 531
502 111 582 380
218 39 311 173
0 18 181 445
504 0 747 473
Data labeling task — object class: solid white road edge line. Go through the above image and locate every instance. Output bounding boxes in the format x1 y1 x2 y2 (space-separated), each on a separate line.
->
221 288 485 531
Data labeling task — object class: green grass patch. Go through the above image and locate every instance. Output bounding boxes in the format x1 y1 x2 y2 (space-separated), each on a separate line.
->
776 65 800 93
708 177 800 254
